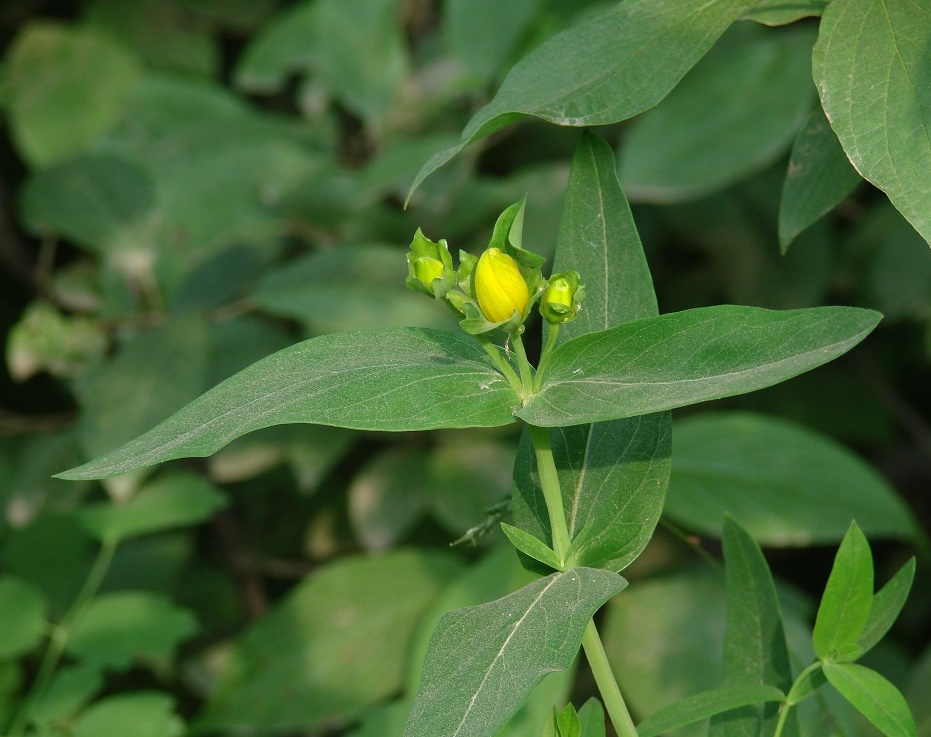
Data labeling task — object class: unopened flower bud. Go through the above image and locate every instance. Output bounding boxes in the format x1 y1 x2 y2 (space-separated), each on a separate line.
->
539 272 583 325
406 229 455 298
474 248 530 324
414 256 445 287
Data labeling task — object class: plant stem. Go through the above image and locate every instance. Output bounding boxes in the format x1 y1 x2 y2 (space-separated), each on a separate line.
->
772 700 792 737
582 621 639 737
477 336 523 394
527 424 572 562
511 333 535 393
9 536 118 737
534 324 560 392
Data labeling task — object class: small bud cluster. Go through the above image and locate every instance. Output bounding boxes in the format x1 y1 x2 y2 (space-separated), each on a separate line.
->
405 200 584 335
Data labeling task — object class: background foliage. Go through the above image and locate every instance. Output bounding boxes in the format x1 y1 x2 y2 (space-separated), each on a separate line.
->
0 1 929 736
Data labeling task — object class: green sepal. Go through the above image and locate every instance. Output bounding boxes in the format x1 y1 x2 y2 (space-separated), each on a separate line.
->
501 522 563 571
405 228 457 299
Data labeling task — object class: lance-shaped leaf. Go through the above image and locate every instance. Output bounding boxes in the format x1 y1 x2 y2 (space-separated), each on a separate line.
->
709 518 795 737
57 328 522 480
857 557 916 656
518 306 881 427
823 662 917 737
637 685 786 737
407 0 759 199
512 133 671 572
403 567 626 737
813 0 931 248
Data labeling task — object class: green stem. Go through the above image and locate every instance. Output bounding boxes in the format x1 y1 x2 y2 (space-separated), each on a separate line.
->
477 336 522 395
527 424 572 563
534 324 560 392
772 700 792 737
582 621 639 737
9 536 118 737
511 333 535 393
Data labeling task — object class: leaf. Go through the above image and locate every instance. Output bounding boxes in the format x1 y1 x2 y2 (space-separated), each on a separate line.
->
823 662 917 737
513 133 671 573
500 523 564 570
742 0 827 25
857 557 916 655
71 693 184 737
812 0 931 248
555 703 581 737
66 591 198 669
638 685 786 737
4 22 142 166
519 306 881 427
404 567 626 737
0 576 48 658
709 518 795 737
407 0 759 199
779 105 862 251
577 698 605 737
665 412 920 545
812 521 874 661
57 328 522 480
19 153 156 253
28 663 104 725
618 23 816 203
232 0 316 92
76 471 228 542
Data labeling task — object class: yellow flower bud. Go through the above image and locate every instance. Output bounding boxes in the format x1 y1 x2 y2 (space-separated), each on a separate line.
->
414 256 445 287
542 278 572 309
474 248 530 324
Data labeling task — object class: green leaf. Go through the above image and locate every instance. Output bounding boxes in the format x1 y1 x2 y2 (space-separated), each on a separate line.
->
28 663 103 725
638 685 786 737
4 22 142 166
0 575 48 658
57 328 522 480
519 306 881 427
813 0 931 248
404 568 626 737
513 133 671 573
232 0 316 92
823 662 917 737
555 703 581 737
742 0 827 25
618 23 816 203
666 412 920 545
857 557 916 655
407 0 759 199
709 518 795 737
779 105 862 251
445 0 540 83
76 471 227 542
200 550 458 732
71 692 184 737
19 153 156 254
812 521 874 661
66 591 198 669
500 523 564 570
577 698 605 737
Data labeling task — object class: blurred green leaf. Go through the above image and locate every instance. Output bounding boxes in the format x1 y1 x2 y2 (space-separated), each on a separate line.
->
0 575 48 658
619 24 816 203
863 206 931 320
742 0 827 25
823 662 916 737
75 315 210 464
232 0 317 93
71 692 184 737
27 663 104 726
77 471 227 542
857 557 916 656
4 22 142 167
638 685 786 737
405 568 625 737
779 105 861 251
666 412 919 545
709 518 795 737
67 591 198 669
58 328 522 480
445 0 540 83
513 133 671 573
409 0 759 197
6 302 106 381
812 521 874 661
519 306 881 427
19 153 156 254
253 243 454 334
577 698 605 737
200 550 458 732
813 0 931 248
84 0 218 77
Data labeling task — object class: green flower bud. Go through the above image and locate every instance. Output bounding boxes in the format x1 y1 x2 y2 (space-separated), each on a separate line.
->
539 271 583 325
406 228 455 298
474 247 530 324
